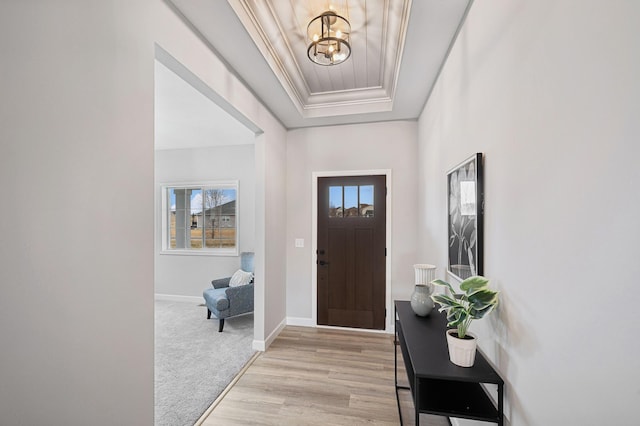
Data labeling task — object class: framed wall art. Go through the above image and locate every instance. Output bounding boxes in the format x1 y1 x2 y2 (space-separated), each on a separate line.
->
447 153 484 281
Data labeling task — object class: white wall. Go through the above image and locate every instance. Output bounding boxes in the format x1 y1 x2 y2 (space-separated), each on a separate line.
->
0 1 155 424
155 145 256 297
418 1 640 425
285 121 420 325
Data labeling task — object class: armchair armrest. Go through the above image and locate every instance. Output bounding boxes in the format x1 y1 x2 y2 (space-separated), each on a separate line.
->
224 283 254 317
212 277 231 289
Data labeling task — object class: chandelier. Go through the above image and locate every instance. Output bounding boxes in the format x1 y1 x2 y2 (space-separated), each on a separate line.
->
307 10 351 66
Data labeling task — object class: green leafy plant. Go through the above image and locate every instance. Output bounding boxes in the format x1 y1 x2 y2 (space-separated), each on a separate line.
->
430 276 499 339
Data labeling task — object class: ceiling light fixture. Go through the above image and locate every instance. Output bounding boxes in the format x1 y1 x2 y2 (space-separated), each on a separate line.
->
307 10 351 66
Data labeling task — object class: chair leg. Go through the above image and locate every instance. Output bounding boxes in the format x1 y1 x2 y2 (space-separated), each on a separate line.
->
207 308 211 320
218 318 225 332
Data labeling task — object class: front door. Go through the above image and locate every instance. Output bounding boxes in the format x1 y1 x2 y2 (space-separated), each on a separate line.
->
317 175 386 330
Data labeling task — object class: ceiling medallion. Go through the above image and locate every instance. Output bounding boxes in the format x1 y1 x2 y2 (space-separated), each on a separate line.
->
307 10 351 66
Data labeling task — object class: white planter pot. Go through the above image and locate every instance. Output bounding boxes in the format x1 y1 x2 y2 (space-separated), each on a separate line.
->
413 264 436 285
446 329 477 367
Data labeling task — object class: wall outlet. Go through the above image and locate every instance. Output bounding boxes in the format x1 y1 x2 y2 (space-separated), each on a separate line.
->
295 238 304 248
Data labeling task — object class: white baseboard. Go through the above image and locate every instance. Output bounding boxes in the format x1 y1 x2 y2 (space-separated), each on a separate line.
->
251 340 265 351
252 318 286 352
155 293 203 304
286 317 394 335
286 317 316 327
316 324 392 334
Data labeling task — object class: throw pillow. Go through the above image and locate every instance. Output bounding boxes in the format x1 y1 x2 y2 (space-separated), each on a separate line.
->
229 269 253 287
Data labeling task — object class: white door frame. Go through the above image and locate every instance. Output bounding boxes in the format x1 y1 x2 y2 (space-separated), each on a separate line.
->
311 169 393 333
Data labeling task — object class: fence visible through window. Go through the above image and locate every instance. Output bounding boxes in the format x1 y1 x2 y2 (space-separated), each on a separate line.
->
163 182 239 254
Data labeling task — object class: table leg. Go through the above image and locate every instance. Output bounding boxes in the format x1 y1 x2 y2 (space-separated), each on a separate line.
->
415 376 420 426
498 382 504 426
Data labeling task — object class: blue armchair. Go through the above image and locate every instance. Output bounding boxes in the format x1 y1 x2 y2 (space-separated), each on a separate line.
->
203 252 254 332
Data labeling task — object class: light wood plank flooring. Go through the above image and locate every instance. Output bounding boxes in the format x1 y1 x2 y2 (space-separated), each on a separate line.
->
201 326 449 426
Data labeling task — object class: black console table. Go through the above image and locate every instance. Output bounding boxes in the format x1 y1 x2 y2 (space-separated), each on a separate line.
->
394 300 504 425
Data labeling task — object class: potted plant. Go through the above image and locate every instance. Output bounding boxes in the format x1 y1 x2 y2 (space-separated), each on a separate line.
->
430 275 499 367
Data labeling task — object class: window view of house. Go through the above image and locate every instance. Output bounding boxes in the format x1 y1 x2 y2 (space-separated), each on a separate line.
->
329 185 374 218
165 184 238 253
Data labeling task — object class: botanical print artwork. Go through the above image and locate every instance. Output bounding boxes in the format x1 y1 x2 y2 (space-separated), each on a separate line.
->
448 154 482 280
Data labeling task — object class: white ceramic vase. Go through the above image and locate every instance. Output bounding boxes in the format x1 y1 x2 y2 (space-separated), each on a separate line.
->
410 284 434 316
446 329 477 367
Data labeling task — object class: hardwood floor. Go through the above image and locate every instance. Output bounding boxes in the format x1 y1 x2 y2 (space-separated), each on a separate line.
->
201 326 449 426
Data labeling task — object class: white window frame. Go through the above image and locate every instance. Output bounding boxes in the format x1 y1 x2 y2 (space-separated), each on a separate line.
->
160 180 239 256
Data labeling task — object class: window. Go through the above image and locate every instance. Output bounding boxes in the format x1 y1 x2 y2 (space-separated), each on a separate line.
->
328 184 374 218
161 181 238 255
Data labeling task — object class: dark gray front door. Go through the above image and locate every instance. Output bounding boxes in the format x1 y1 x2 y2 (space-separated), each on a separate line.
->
317 175 386 330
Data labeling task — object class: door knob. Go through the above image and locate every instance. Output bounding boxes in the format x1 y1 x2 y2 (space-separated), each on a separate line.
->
318 260 330 266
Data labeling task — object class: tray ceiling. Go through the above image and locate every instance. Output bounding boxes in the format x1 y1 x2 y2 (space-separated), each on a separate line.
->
229 0 411 119
167 0 472 129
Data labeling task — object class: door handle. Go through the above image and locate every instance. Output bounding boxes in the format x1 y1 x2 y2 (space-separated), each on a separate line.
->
316 249 325 255
318 260 329 266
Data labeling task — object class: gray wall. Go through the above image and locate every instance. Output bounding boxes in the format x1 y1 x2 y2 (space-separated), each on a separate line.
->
0 1 155 424
154 0 289 351
285 121 420 327
417 1 640 424
0 0 289 423
155 145 256 297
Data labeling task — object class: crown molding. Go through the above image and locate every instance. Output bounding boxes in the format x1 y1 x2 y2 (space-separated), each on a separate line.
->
229 0 411 119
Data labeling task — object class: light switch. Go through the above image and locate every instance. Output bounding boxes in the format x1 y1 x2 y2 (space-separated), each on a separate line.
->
295 238 304 248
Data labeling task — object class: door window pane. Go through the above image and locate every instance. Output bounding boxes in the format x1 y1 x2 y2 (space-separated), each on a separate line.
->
329 186 343 217
360 185 374 217
344 186 358 217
